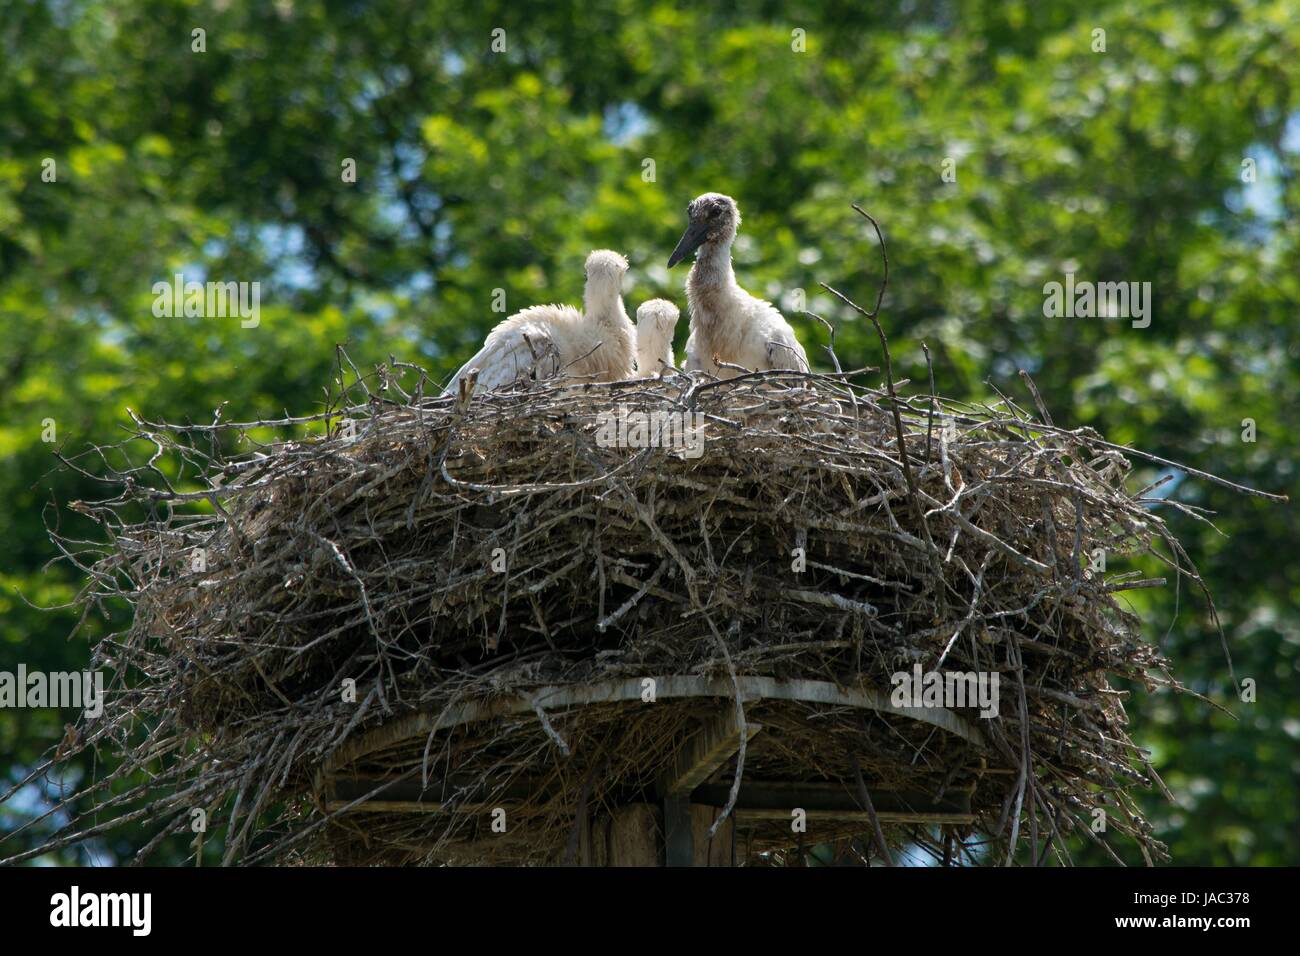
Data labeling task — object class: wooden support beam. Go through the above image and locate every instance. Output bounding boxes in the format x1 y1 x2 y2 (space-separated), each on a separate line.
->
735 808 976 826
692 781 974 825
323 675 988 777
325 776 975 827
657 709 761 866
324 773 533 813
657 710 762 797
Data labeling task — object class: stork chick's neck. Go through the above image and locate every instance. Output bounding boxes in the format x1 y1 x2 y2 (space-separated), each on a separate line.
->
687 239 741 341
689 239 737 291
585 287 628 326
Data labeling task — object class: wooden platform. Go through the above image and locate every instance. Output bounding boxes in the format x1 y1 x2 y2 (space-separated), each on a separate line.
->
317 675 988 865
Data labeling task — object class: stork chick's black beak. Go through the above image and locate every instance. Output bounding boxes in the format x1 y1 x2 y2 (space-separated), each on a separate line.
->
667 221 709 268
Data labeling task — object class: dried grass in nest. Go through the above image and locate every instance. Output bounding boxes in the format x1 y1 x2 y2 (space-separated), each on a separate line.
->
7 343 1263 868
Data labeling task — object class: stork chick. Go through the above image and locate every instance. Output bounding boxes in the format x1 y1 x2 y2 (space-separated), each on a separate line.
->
634 298 680 377
443 250 635 396
668 193 809 379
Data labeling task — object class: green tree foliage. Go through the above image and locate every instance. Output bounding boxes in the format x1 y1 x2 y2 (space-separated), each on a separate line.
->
1 0 1296 864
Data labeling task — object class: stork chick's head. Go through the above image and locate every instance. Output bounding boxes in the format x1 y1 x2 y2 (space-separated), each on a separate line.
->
636 298 680 375
636 298 680 337
584 249 630 295
668 192 740 267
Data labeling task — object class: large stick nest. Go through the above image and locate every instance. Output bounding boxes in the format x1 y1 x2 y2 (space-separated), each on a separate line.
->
9 347 1240 867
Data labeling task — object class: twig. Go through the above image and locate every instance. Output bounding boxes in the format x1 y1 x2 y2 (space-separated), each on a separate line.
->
850 750 894 866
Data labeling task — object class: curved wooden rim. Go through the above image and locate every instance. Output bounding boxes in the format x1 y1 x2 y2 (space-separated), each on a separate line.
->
324 675 988 775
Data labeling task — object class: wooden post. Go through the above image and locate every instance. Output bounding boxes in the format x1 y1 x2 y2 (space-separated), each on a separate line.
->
591 802 744 866
598 803 662 866
690 804 744 866
663 797 694 867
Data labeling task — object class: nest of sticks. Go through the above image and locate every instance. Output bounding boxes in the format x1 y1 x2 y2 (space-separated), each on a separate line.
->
9 326 1252 867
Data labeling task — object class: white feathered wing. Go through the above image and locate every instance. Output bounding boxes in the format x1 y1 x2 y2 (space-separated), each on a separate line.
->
443 307 571 395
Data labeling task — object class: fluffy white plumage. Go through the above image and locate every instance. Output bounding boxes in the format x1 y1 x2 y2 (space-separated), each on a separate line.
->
668 192 809 379
443 250 635 396
634 298 680 376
